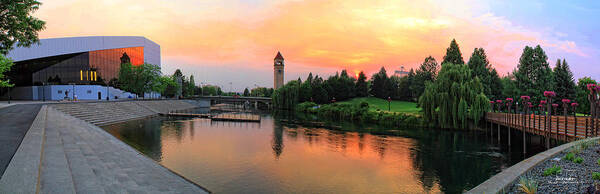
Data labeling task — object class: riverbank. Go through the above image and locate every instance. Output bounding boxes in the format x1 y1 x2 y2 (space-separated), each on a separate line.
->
0 100 208 193
296 100 425 127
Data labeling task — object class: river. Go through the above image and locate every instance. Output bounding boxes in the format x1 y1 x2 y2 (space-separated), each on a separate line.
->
102 109 548 193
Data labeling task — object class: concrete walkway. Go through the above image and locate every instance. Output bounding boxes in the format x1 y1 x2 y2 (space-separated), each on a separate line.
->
468 137 600 193
0 104 42 177
0 106 208 193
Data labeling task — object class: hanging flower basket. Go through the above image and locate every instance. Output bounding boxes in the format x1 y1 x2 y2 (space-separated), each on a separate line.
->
489 101 495 104
521 96 530 101
571 102 579 107
496 100 503 103
506 98 514 102
540 100 547 105
544 91 556 97
552 104 559 108
562 99 571 104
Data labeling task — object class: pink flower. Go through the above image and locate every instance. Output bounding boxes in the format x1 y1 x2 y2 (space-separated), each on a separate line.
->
544 91 556 97
571 102 579 107
552 103 559 107
529 105 534 108
506 98 514 102
587 84 597 92
540 100 547 105
489 101 495 104
496 100 503 103
562 99 571 104
538 104 543 107
527 102 532 106
521 96 530 100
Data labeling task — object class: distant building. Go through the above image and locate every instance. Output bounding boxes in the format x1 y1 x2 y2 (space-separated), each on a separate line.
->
273 51 284 89
394 66 409 77
6 36 160 86
2 36 161 100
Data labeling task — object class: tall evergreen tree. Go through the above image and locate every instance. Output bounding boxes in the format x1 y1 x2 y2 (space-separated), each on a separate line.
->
553 59 576 101
575 77 597 114
442 39 465 65
370 67 391 99
467 48 502 100
243 88 250 96
514 45 554 102
355 71 368 97
414 56 439 98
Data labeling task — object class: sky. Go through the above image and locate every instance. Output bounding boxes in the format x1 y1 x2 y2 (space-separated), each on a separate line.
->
35 0 600 92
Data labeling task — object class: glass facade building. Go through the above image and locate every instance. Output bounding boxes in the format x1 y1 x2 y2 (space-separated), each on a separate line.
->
6 36 159 86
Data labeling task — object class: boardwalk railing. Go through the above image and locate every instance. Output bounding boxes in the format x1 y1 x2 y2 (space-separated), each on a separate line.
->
486 112 600 141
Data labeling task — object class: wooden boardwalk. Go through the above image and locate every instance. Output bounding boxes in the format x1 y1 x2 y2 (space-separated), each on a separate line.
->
486 112 599 141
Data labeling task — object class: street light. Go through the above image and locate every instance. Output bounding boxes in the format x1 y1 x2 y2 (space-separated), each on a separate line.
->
387 96 391 111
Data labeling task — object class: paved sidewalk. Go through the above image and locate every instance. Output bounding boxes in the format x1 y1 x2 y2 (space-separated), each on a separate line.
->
0 106 208 193
0 104 42 177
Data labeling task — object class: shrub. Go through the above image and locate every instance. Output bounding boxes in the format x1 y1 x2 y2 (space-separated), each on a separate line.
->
574 157 584 164
564 152 575 161
593 172 600 180
597 158 600 166
543 165 561 176
518 176 538 194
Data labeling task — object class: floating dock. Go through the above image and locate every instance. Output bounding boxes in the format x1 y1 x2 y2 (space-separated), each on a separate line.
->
162 112 260 122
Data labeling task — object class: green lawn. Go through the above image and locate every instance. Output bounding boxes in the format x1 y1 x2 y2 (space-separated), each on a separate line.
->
336 97 421 113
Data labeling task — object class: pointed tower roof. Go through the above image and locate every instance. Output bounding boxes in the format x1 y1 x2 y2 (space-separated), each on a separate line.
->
274 51 284 60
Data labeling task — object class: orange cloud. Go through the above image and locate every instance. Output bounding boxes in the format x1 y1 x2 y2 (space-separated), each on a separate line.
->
35 0 586 78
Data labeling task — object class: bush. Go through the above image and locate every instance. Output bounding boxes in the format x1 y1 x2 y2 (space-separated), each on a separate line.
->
597 158 600 166
543 165 561 176
518 176 538 194
593 172 600 180
574 157 584 164
564 152 575 161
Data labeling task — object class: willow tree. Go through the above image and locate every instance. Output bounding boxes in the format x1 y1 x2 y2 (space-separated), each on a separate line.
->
418 63 490 129
272 80 301 110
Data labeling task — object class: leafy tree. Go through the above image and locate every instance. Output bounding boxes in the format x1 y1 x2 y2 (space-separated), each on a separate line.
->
419 63 489 129
118 63 161 97
243 88 250 96
355 71 368 97
575 77 596 114
553 59 576 101
158 76 179 98
311 76 329 104
0 0 46 55
369 67 392 99
514 45 554 102
299 77 312 102
442 39 464 65
414 56 439 98
467 48 502 99
0 55 14 87
501 73 519 100
272 80 301 109
189 75 196 96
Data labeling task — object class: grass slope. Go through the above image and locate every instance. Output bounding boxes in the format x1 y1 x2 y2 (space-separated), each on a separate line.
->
336 97 421 113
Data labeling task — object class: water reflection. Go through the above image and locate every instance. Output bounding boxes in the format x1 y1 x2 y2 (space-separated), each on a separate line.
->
103 114 541 193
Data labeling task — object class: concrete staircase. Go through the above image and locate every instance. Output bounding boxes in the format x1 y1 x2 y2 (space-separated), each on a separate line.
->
0 106 207 193
50 100 198 126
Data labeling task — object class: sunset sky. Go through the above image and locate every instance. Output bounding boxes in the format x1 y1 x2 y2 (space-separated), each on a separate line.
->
35 0 600 91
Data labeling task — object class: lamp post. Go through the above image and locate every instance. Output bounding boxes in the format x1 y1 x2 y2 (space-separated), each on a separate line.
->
543 91 556 149
42 82 45 102
387 96 391 111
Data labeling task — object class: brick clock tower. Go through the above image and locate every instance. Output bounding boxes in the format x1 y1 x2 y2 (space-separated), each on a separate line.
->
274 51 284 89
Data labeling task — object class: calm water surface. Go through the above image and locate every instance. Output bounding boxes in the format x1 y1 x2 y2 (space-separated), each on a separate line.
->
103 111 546 193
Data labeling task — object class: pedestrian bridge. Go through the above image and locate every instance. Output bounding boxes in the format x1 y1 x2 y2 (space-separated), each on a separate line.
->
486 112 599 152
190 96 272 108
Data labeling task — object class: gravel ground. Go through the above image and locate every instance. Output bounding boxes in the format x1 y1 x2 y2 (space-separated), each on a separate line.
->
508 140 600 193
